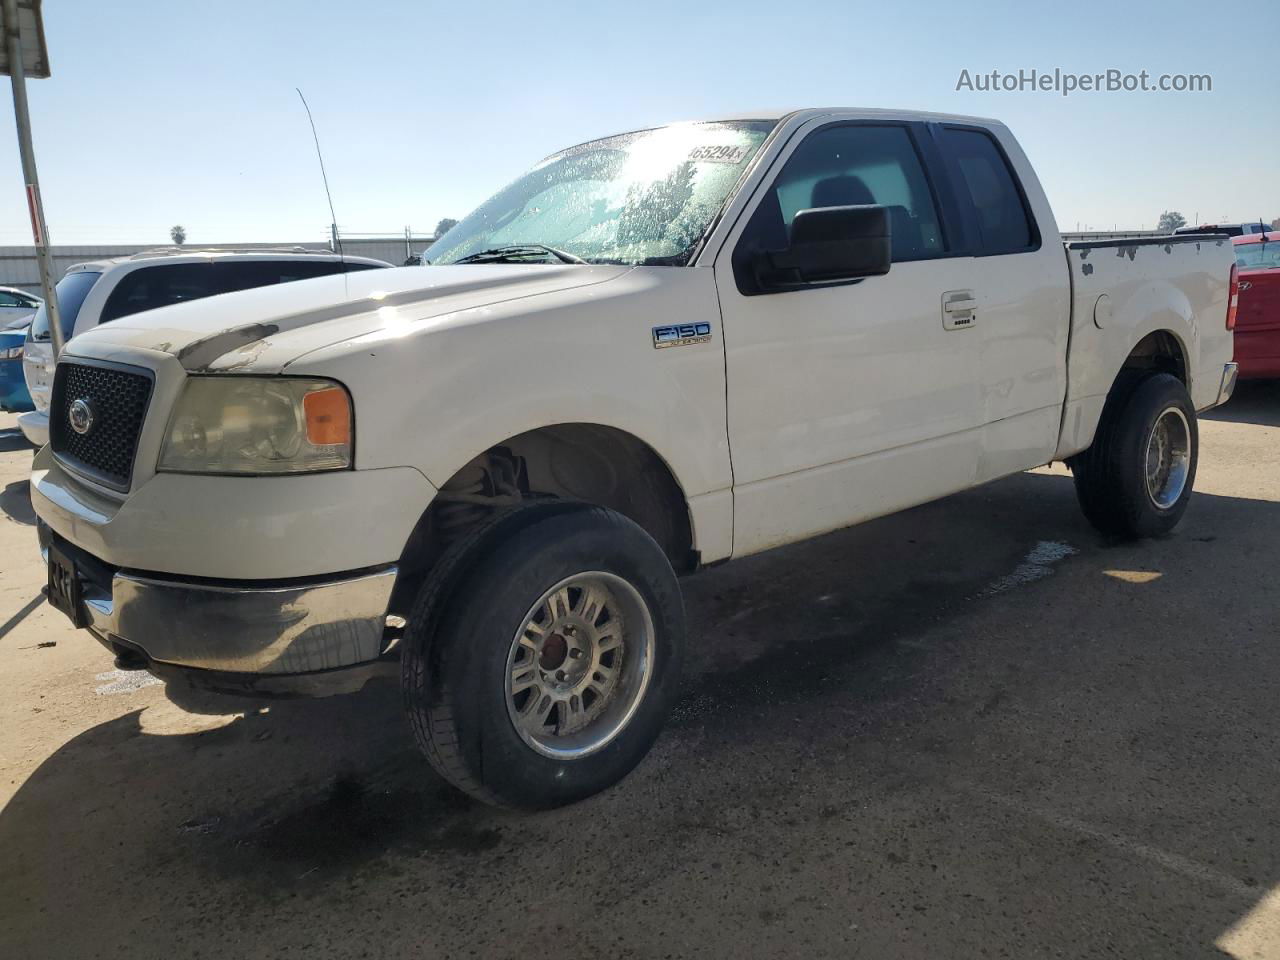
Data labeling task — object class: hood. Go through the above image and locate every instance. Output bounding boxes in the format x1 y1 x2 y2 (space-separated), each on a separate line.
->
68 263 631 372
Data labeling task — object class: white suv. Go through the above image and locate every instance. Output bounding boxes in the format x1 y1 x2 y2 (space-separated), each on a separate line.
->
19 249 389 445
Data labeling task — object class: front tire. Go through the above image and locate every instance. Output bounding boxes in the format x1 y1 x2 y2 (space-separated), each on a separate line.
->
1069 372 1198 538
401 503 684 808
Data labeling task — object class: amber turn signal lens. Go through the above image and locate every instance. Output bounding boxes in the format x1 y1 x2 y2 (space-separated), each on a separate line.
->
303 386 352 446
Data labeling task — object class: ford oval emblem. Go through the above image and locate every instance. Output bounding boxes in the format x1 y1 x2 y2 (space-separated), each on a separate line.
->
68 397 96 436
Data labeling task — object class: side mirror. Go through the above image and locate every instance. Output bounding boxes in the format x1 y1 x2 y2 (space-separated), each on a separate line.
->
753 204 891 290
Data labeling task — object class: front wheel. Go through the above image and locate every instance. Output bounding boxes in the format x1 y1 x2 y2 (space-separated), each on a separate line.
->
401 503 684 808
1069 372 1198 538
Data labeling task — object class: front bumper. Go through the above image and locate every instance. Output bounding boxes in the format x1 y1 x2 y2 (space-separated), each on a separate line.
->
17 409 48 446
40 524 399 690
31 446 434 580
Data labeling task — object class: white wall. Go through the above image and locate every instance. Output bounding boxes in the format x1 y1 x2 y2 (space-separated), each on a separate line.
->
0 236 436 292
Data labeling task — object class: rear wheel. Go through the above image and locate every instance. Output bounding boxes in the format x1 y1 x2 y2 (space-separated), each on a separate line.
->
401 503 684 808
1069 372 1198 538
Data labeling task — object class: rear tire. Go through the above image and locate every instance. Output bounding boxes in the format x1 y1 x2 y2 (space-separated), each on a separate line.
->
1069 372 1198 538
401 503 684 808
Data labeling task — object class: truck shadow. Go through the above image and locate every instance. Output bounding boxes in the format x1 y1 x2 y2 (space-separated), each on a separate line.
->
3 469 1279 958
1 479 35 525
1201 379 1280 426
0 429 33 454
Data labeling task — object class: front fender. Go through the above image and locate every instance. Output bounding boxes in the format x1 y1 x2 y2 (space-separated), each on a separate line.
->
289 267 736 561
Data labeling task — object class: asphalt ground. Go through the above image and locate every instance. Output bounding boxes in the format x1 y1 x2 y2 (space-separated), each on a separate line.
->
2 382 1278 959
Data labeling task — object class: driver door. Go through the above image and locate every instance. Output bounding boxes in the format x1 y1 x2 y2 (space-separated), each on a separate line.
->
713 119 985 556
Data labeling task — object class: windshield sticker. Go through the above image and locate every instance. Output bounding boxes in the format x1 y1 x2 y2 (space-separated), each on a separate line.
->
688 145 748 164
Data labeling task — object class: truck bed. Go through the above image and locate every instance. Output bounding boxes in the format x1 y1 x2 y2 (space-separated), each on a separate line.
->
1056 234 1236 458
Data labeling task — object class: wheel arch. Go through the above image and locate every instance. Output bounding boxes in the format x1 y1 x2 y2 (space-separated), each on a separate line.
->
1058 326 1193 460
1115 328 1190 387
390 422 698 617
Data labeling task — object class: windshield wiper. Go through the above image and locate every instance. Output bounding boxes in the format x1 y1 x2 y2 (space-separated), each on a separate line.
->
452 244 587 265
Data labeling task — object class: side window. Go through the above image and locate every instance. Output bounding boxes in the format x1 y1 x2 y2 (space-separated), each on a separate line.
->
937 128 1036 254
0 291 22 307
30 271 101 340
738 124 946 267
216 260 350 292
100 264 218 323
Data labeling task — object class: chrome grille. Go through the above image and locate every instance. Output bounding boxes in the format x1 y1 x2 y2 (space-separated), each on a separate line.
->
49 361 153 491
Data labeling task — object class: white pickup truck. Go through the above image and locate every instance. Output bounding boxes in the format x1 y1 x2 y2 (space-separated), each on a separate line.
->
30 108 1238 808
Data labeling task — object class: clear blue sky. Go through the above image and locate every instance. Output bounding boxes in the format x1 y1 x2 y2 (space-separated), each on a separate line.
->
1 0 1275 245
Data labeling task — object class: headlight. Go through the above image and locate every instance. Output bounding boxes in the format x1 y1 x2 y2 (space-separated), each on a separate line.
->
0 345 22 359
158 377 352 475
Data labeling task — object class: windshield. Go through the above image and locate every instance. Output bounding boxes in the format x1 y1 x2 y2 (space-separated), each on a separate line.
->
426 121 776 267
28 271 102 342
1236 241 1280 271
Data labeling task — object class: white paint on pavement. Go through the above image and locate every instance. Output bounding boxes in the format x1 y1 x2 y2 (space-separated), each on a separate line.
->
955 777 1259 901
94 669 162 696
978 540 1077 598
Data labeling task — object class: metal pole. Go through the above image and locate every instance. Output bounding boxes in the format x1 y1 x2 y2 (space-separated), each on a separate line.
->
2 0 62 357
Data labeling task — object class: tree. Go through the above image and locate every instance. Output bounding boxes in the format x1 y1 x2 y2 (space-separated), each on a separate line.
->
1157 211 1187 232
434 218 458 238
1271 217 1280 231
170 225 187 246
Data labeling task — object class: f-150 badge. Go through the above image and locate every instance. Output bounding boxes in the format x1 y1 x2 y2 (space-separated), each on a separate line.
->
652 323 712 349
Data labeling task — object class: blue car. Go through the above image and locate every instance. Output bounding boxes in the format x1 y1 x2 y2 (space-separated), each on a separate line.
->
0 318 34 413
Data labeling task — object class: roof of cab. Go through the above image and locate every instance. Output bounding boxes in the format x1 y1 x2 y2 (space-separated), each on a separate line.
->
558 107 1006 156
693 107 1004 126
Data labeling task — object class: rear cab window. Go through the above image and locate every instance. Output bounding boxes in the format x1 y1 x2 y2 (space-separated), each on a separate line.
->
934 126 1039 255
28 271 103 341
1235 242 1280 271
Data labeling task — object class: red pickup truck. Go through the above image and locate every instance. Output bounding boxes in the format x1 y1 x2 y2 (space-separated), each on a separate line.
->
1233 232 1280 379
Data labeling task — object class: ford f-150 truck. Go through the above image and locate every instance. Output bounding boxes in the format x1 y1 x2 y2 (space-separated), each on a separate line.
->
29 109 1238 808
